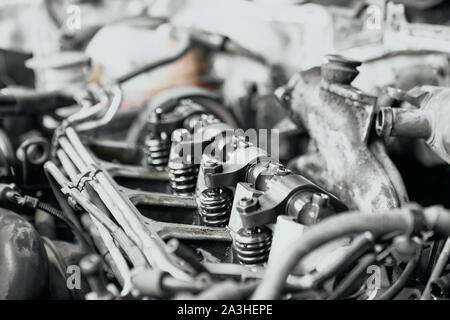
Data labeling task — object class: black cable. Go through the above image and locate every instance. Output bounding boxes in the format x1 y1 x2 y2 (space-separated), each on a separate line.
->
116 34 192 84
16 194 93 251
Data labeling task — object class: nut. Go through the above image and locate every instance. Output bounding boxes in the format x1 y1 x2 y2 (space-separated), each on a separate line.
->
202 159 223 175
236 196 260 214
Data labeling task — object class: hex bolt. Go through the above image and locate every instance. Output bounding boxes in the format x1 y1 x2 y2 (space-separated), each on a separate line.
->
236 196 259 214
202 159 223 175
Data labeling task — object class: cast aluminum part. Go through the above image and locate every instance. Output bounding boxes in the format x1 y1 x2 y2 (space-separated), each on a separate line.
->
335 1 450 61
278 54 409 213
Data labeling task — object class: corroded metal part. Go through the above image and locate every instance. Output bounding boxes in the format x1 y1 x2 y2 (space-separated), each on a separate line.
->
376 85 450 165
0 208 49 299
280 57 408 212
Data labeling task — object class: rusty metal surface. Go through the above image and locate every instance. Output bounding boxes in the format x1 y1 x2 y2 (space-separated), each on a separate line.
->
0 208 49 299
279 57 408 213
377 85 450 165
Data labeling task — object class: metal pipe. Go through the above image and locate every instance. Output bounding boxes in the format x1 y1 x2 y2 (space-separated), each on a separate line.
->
66 84 110 125
376 107 432 139
75 85 123 132
45 160 147 267
61 127 193 281
44 161 133 296
431 272 450 298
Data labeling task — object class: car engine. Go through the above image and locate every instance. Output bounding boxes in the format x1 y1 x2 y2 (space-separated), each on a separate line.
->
1 0 450 301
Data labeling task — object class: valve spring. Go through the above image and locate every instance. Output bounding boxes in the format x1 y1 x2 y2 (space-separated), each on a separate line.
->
168 162 199 194
197 187 233 227
145 132 170 170
233 226 272 265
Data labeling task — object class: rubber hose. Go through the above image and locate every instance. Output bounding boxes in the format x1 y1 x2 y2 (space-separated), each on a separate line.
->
252 206 450 299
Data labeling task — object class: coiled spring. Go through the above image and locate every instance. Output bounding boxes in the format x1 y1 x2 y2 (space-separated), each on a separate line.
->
197 187 233 227
145 132 170 170
233 226 272 265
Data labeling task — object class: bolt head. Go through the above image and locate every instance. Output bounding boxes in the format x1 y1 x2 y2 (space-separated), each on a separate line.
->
202 160 222 175
149 108 163 123
311 193 330 207
171 128 190 143
236 196 259 214
80 254 102 275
